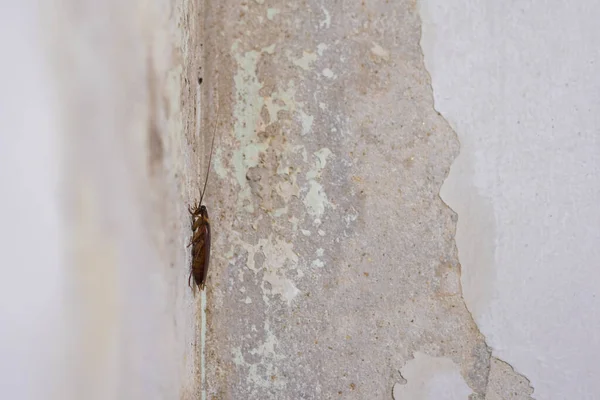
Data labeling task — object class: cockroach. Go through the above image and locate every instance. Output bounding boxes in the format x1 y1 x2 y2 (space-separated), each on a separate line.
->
187 112 219 291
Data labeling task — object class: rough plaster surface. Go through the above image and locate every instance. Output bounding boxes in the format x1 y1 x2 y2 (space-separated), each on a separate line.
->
202 1 531 398
421 0 600 398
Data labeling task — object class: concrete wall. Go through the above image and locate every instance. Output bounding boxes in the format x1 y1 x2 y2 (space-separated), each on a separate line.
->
204 1 530 399
1 0 597 399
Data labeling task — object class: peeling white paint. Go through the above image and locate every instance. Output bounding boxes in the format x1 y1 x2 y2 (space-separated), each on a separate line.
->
289 216 300 232
322 68 335 79
231 321 286 391
272 207 288 218
392 352 472 400
421 0 600 398
232 347 245 366
231 42 265 212
262 43 276 54
266 8 280 21
299 110 314 135
306 147 332 179
275 177 300 202
292 50 317 71
317 43 328 56
343 205 359 226
213 147 228 179
300 146 308 162
371 42 390 61
259 235 300 305
233 234 300 305
262 80 315 140
320 6 331 29
264 83 296 121
231 43 315 217
303 148 334 218
303 181 329 218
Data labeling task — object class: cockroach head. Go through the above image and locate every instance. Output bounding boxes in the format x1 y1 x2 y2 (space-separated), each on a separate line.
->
188 201 201 216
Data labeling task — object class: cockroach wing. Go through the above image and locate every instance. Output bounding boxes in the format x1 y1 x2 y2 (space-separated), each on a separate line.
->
190 222 210 290
201 218 211 289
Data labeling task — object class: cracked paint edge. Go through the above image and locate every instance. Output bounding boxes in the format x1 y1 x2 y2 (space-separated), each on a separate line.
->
416 0 535 397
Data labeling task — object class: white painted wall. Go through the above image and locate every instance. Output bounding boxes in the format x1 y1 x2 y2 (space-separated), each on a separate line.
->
0 2 66 399
420 1 600 398
0 1 195 399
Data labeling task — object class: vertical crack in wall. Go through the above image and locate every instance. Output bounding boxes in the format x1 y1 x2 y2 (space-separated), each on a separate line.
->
416 2 535 399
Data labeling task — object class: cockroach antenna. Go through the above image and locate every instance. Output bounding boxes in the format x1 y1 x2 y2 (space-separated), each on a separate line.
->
199 108 219 205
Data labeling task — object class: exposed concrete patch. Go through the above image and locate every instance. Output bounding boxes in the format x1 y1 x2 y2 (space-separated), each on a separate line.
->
416 0 542 398
485 357 534 400
204 1 505 398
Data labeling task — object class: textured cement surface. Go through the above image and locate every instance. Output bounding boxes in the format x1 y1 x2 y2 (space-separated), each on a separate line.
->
190 1 533 399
